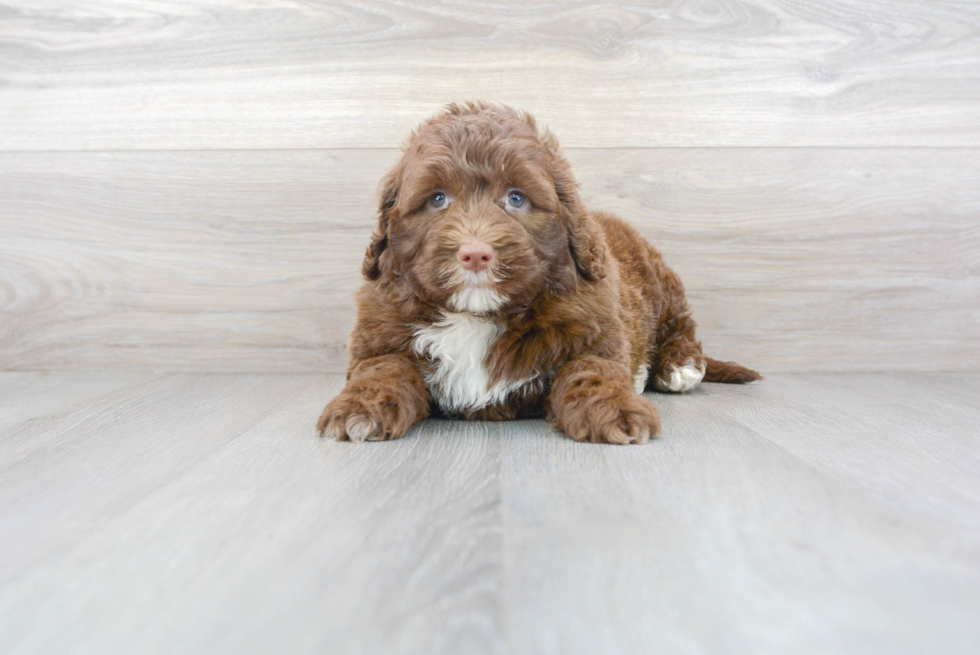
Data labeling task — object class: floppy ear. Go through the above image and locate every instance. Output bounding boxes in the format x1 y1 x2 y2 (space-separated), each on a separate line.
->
551 152 606 281
566 207 607 281
362 170 398 280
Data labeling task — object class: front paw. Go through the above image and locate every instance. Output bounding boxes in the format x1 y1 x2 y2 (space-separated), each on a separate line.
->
552 388 662 445
317 388 417 442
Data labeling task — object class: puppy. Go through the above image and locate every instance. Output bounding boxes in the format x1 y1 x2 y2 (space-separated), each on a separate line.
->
318 102 760 444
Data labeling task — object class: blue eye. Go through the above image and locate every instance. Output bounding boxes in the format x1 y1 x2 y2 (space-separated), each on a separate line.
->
430 192 447 209
507 190 526 208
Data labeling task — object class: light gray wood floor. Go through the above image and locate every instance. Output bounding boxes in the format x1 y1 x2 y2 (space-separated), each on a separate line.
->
1 373 978 654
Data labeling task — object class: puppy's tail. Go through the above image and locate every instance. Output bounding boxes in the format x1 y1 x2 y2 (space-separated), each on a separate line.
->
703 356 762 384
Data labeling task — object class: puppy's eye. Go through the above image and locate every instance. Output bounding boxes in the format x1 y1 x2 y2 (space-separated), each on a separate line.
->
506 190 527 209
428 191 449 210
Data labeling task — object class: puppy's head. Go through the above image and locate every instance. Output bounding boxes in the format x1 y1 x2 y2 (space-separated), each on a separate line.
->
363 102 605 315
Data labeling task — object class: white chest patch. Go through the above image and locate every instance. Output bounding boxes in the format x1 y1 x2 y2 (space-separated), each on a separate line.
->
633 363 650 394
412 312 538 413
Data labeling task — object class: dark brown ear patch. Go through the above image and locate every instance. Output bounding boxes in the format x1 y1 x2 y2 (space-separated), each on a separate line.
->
361 231 388 280
362 175 398 280
555 176 606 280
546 146 606 281
567 214 607 281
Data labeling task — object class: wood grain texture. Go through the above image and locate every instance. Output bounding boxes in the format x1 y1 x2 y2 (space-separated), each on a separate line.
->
0 372 978 654
0 372 504 655
502 374 980 654
2 148 978 373
1 1 979 149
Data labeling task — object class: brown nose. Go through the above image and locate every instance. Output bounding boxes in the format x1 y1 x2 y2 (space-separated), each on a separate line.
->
457 241 494 273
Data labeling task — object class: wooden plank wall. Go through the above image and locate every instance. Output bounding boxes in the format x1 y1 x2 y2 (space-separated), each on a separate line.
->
1 1 978 373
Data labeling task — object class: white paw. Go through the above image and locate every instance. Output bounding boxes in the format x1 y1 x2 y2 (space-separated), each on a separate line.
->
655 360 706 393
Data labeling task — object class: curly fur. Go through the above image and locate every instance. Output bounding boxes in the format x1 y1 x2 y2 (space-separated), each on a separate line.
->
317 102 760 444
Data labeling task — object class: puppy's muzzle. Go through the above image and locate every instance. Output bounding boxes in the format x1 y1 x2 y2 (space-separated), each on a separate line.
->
457 241 495 273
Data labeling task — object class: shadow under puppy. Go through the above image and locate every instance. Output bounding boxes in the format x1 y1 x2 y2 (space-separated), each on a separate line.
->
318 102 760 444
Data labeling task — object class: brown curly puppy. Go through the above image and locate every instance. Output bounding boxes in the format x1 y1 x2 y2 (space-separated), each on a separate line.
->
318 102 760 444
